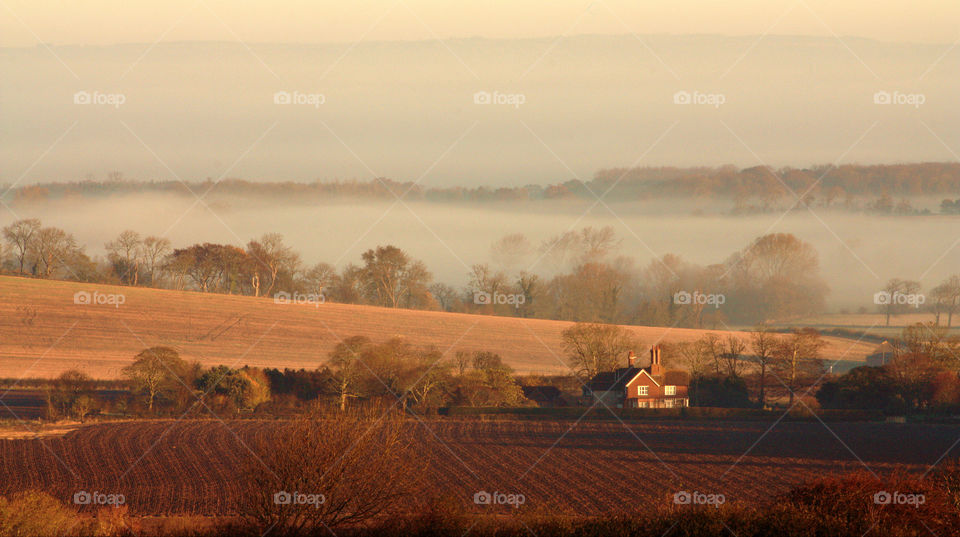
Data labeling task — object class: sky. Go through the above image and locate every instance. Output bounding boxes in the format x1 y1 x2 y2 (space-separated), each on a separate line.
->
1 0 958 47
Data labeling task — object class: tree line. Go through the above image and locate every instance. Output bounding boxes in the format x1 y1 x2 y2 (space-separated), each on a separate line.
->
5 217 959 328
9 162 960 209
45 341 529 421
1 218 837 326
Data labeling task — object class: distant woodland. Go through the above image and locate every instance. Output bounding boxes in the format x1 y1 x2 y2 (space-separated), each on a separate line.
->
7 163 960 214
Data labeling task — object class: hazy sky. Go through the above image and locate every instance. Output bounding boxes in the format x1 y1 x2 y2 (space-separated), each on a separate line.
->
1 0 958 46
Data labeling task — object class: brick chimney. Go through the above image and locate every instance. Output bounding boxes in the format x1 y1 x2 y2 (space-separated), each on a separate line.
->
627 351 636 368
649 345 663 377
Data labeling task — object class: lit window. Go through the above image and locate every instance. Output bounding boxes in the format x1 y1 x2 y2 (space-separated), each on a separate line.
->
638 386 648 396
665 385 676 395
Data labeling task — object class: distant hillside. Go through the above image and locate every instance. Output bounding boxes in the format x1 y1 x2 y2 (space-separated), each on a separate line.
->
0 276 874 379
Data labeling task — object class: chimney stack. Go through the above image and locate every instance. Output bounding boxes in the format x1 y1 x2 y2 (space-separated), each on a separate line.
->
627 351 636 367
649 345 663 376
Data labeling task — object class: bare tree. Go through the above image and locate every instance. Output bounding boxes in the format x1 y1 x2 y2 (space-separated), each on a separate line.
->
122 346 186 411
726 233 828 320
900 322 960 369
772 329 825 407
699 334 724 376
750 323 779 408
358 245 430 308
303 262 337 298
2 218 40 274
721 335 747 378
878 278 922 327
490 232 533 271
562 322 637 379
30 226 78 278
515 271 540 318
239 409 416 534
931 275 960 327
468 263 507 304
141 236 172 286
428 282 458 312
539 226 620 268
247 233 301 297
105 230 143 285
677 341 710 378
452 350 471 376
328 336 369 411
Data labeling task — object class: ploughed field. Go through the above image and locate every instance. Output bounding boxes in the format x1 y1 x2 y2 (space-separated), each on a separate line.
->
0 419 957 516
0 276 874 379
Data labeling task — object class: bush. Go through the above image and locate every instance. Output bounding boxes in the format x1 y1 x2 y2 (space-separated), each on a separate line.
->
0 491 135 537
238 407 419 535
0 491 83 537
690 375 752 408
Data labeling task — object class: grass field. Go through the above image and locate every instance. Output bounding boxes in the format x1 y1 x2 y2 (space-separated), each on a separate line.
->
0 275 876 379
0 419 956 516
779 312 960 339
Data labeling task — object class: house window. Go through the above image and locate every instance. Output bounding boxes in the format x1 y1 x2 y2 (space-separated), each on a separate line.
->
665 385 676 396
638 386 648 396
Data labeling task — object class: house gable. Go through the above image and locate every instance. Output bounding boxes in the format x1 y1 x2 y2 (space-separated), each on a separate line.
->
625 369 660 388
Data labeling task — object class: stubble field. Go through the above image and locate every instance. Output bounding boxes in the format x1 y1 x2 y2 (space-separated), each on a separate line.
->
0 276 875 379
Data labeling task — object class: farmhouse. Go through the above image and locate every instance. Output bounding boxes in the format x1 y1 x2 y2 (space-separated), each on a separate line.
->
582 346 690 408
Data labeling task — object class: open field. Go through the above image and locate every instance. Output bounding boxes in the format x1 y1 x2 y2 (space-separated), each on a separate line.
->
780 313 960 339
0 419 957 516
0 276 875 379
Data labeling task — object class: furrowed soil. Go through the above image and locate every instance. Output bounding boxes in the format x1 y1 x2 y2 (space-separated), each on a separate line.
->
0 419 956 516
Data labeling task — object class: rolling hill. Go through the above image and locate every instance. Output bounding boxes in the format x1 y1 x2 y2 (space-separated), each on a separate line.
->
0 275 875 379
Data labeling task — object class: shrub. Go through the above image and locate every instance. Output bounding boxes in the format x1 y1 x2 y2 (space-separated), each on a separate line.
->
238 407 419 535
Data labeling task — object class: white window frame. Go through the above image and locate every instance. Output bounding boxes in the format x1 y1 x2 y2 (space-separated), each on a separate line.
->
638 385 648 396
665 385 676 396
